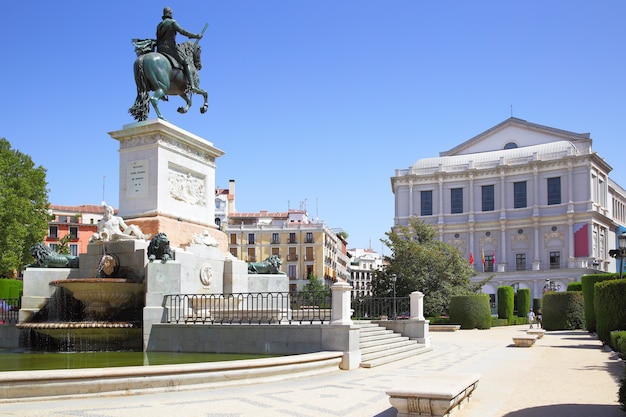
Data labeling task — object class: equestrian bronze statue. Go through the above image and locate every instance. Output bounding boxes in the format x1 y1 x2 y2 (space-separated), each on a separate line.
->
129 7 208 121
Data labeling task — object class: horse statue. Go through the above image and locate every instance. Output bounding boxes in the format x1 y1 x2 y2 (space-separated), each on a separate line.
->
129 40 208 121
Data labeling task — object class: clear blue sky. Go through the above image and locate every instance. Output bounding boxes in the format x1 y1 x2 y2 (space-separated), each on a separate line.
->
3 1 626 252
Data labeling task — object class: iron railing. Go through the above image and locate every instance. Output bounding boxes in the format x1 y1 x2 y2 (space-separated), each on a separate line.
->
164 291 333 325
351 297 411 320
0 298 20 324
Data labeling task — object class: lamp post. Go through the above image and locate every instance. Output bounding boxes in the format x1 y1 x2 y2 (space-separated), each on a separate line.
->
609 232 626 279
391 274 397 320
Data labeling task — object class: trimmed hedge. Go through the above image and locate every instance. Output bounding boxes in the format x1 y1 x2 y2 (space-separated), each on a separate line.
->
582 273 617 333
595 279 626 344
0 278 22 300
497 286 514 321
542 292 585 331
516 288 531 318
567 282 582 292
449 295 492 329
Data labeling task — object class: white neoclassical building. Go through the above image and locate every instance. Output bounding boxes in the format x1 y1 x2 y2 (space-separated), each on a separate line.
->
391 118 626 304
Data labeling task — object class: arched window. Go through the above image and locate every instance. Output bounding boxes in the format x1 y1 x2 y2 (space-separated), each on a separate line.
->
504 142 518 150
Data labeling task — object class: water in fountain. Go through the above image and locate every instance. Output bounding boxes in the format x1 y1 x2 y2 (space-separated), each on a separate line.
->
18 239 148 352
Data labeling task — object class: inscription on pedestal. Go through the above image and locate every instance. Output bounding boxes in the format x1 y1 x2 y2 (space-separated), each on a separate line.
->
127 159 149 198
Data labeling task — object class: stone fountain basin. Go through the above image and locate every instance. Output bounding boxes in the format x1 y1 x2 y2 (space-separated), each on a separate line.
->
50 278 145 319
51 278 144 305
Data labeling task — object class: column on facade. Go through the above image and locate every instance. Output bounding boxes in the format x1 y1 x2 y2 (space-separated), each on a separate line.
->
499 168 506 219
499 221 506 272
533 165 540 216
533 218 541 270
438 175 444 224
567 216 575 268
408 179 413 217
468 173 474 222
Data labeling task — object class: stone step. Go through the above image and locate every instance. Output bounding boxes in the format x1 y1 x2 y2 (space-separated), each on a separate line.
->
361 337 413 354
361 344 432 368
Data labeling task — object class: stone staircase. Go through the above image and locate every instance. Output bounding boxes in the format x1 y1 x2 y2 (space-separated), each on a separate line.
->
356 321 432 368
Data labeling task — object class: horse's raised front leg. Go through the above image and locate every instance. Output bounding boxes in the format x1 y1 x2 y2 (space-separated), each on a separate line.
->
193 87 209 114
177 93 192 114
150 89 167 120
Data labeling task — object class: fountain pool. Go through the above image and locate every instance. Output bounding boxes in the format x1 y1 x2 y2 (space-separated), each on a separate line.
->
0 349 280 372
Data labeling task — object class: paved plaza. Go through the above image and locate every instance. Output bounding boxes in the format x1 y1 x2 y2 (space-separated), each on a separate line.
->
0 324 624 417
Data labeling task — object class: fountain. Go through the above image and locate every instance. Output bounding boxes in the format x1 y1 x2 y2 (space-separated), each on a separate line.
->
14 119 255 353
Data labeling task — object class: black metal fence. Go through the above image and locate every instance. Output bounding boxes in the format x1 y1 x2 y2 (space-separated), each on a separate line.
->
0 298 20 324
164 291 333 325
351 297 411 320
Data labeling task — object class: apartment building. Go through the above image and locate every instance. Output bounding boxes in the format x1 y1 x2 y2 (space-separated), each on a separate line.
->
347 248 385 300
391 118 626 301
46 204 105 255
225 210 349 292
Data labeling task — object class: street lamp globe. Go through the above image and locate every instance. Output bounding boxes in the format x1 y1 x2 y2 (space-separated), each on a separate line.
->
619 232 626 250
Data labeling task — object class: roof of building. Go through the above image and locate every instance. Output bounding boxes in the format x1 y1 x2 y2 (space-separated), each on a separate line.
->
49 204 108 214
412 140 582 171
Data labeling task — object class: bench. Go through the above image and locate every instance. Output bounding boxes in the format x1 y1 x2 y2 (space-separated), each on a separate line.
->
386 373 480 417
428 324 461 332
526 328 546 339
512 335 537 347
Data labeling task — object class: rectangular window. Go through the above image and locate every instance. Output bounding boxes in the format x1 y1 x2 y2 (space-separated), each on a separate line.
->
229 247 237 257
49 226 58 239
451 188 463 214
229 234 237 245
516 253 526 271
421 190 433 216
271 247 280 257
306 265 314 279
306 232 313 243
247 247 256 262
49 243 58 252
271 233 279 244
288 247 298 261
289 233 297 244
305 246 314 261
550 251 560 269
288 265 297 279
547 177 561 205
69 226 78 239
69 244 78 256
248 233 255 244
484 254 494 272
514 181 527 208
482 185 494 211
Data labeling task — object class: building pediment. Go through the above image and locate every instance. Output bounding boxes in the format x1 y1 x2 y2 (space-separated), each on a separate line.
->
439 117 590 157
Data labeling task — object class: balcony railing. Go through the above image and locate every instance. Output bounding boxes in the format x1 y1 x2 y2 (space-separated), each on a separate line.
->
0 298 20 325
351 296 411 320
287 254 298 261
164 292 332 325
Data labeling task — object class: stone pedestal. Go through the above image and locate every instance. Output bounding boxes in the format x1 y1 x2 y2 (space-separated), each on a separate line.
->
108 119 226 250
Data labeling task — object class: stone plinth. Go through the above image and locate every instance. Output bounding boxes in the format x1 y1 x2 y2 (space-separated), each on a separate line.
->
108 119 225 249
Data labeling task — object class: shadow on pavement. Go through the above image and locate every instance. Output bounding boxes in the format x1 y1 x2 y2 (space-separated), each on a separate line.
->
502 403 623 417
373 407 396 417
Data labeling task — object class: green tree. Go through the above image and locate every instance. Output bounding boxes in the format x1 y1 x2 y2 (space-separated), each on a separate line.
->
372 217 477 317
0 138 49 276
298 274 331 307
55 233 73 255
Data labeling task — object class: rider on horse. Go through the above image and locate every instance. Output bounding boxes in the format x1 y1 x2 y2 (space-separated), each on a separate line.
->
156 7 203 91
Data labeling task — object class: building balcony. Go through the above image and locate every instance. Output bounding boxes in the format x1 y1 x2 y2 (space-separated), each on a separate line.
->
287 254 298 261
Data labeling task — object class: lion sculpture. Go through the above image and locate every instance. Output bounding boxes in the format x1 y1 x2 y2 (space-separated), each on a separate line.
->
148 233 173 263
248 255 285 274
30 243 79 268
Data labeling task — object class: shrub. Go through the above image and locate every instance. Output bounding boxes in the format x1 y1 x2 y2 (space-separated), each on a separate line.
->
542 292 585 331
497 286 514 322
516 288 531 318
449 295 492 329
567 282 582 292
582 273 617 333
595 279 626 344
610 330 626 355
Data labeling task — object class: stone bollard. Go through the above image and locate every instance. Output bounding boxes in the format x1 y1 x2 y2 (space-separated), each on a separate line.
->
330 281 353 325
